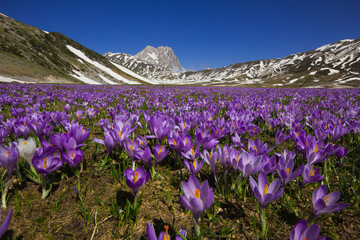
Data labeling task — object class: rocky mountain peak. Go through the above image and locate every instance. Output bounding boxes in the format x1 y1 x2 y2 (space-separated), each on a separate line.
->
134 45 184 72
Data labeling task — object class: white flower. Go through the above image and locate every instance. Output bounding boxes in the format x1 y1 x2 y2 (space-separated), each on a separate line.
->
17 137 36 165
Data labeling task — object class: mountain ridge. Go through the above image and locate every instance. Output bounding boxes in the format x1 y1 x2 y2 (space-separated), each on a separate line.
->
105 38 360 87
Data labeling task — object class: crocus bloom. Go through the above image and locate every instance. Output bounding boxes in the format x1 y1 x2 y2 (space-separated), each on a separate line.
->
153 144 169 163
181 146 199 161
124 166 150 197
0 209 13 237
32 148 63 177
0 127 8 144
301 164 323 186
136 146 152 167
200 149 218 182
123 139 140 162
17 137 37 166
261 154 277 175
146 222 187 240
184 158 204 175
275 130 289 146
234 151 262 178
312 185 349 217
249 171 284 208
61 148 83 168
290 219 326 240
277 156 304 185
93 130 116 155
0 142 19 180
179 174 214 223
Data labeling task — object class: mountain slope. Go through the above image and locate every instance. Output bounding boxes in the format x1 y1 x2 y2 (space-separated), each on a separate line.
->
106 38 360 88
0 12 147 85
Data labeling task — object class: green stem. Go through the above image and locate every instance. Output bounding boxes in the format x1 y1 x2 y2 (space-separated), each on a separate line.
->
41 175 52 199
260 207 267 238
1 178 12 208
193 217 201 239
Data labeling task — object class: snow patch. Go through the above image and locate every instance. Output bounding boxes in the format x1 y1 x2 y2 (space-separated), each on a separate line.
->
66 45 140 85
319 68 339 75
70 70 101 85
110 62 159 85
0 75 35 84
42 30 49 34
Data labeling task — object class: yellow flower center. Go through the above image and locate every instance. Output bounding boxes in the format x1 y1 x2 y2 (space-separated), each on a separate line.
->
286 168 290 174
159 146 163 154
310 169 315 176
263 184 269 195
323 195 329 204
191 147 194 155
172 138 177 146
193 159 197 169
24 142 28 145
314 145 319 153
43 158 48 169
134 172 139 183
164 225 170 240
195 189 200 198
71 152 75 159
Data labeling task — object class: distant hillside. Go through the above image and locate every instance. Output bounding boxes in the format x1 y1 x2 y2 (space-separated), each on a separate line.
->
0 12 147 85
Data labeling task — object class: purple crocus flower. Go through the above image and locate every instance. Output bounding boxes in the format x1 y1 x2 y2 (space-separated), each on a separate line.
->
200 149 218 182
0 142 19 180
230 132 245 150
0 209 13 237
217 144 232 174
248 139 269 156
184 158 204 175
148 115 169 143
74 109 85 120
181 146 199 161
275 130 289 146
312 185 350 217
195 128 219 150
135 147 152 167
235 151 262 178
277 156 304 185
261 154 277 175
179 174 214 223
124 166 150 197
112 119 136 147
0 127 8 144
153 144 169 163
302 164 324 186
32 148 62 177
290 219 326 240
135 135 148 149
61 148 83 168
146 222 187 240
93 130 116 155
70 124 91 144
335 147 348 159
63 104 71 113
249 171 284 208
85 108 98 119
123 139 140 161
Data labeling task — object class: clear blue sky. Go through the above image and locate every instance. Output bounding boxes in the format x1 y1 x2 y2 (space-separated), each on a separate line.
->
1 0 360 70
